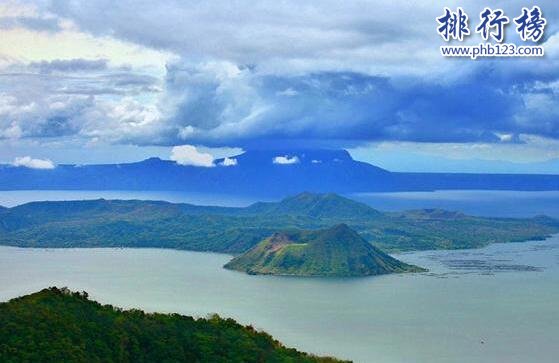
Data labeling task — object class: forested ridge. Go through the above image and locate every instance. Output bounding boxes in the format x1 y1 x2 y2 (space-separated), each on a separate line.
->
0 287 347 363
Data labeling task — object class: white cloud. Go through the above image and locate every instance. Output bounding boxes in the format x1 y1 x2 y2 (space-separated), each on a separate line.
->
178 125 195 139
273 155 300 165
0 121 22 139
311 159 322 163
219 157 238 166
0 12 174 73
170 145 214 167
276 88 298 97
495 133 515 143
12 156 55 169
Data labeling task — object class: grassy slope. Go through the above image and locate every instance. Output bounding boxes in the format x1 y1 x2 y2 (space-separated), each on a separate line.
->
0 193 557 253
224 224 426 276
0 287 347 363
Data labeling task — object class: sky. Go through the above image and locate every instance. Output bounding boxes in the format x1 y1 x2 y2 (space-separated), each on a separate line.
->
0 0 558 173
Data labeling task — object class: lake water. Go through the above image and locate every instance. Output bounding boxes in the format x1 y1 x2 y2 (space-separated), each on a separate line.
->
1 238 558 363
1 190 559 362
0 190 262 208
351 190 559 218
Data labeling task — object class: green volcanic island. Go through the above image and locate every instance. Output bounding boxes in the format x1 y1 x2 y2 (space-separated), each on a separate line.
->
0 287 345 363
225 224 425 276
0 192 557 277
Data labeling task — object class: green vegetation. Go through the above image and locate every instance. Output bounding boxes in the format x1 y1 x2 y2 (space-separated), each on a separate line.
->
0 192 557 254
0 287 347 363
224 224 426 276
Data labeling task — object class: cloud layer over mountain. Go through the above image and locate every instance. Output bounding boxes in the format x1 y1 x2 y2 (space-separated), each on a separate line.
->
0 0 558 166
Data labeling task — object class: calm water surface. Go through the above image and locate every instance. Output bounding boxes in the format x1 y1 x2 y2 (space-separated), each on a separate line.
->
1 238 558 363
0 190 262 208
1 190 558 362
351 190 559 218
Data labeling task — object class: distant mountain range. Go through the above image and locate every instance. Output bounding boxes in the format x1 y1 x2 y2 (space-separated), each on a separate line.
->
1 192 556 254
224 224 426 276
1 149 558 196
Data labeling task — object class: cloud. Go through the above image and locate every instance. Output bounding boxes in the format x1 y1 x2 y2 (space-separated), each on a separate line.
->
0 0 558 159
169 145 214 167
156 63 559 147
276 88 298 97
47 1 415 72
0 60 163 144
0 121 22 139
0 16 61 32
12 156 55 169
43 0 559 77
273 155 300 165
4 56 558 148
29 58 108 73
219 157 238 166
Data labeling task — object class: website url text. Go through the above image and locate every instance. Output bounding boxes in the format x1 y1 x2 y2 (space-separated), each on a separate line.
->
440 43 544 59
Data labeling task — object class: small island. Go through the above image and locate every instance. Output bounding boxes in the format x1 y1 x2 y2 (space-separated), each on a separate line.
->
224 224 427 276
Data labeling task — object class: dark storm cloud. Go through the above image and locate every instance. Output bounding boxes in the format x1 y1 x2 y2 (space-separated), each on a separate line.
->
3 0 558 148
158 60 557 147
